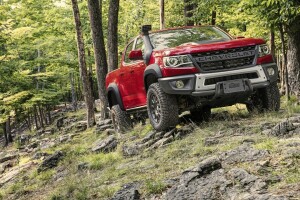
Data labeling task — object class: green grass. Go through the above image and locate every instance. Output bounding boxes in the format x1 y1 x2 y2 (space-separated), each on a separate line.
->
2 100 300 200
144 179 167 194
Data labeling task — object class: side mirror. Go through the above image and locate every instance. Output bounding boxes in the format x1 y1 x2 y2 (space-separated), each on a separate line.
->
235 36 245 39
128 49 143 60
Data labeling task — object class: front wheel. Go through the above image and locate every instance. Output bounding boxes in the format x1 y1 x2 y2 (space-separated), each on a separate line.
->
147 83 179 131
246 82 280 113
111 105 132 134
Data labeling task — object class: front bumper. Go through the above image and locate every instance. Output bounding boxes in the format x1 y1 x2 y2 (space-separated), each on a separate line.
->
158 63 278 97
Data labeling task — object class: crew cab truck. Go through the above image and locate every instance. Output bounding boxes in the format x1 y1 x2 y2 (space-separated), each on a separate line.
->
106 25 280 132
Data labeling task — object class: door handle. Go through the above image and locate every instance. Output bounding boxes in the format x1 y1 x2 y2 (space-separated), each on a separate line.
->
130 70 134 74
120 73 125 76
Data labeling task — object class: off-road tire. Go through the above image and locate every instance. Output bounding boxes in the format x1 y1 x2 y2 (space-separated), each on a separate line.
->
246 82 280 112
190 107 211 122
147 83 179 131
111 105 132 134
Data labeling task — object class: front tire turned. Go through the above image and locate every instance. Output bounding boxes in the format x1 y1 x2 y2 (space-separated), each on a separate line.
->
111 105 132 134
147 83 179 131
246 82 280 113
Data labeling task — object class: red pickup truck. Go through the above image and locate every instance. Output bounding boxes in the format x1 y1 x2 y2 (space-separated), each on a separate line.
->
106 25 280 132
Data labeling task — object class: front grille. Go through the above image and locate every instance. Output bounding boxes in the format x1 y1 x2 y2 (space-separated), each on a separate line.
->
204 72 258 85
192 45 256 72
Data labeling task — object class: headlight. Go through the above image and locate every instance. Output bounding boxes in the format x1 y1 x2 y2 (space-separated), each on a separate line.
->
163 55 193 68
258 44 270 57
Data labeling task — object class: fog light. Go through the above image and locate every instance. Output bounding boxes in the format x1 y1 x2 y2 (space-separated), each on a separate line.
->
175 80 185 89
267 67 275 76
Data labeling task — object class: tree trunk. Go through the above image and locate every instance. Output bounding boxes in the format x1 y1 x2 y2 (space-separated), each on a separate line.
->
160 0 165 29
71 0 95 127
70 72 78 111
184 0 195 26
38 105 44 128
46 105 51 124
270 26 276 60
211 10 216 25
2 123 8 146
107 0 120 72
33 106 39 130
279 22 290 100
87 0 109 120
287 15 300 99
6 116 12 143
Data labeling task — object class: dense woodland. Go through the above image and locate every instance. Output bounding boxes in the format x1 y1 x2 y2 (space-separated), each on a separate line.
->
0 0 300 146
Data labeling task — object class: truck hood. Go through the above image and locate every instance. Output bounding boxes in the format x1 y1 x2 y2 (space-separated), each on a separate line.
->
153 38 265 57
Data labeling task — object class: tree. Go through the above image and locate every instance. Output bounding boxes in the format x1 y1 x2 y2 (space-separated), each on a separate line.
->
71 0 95 127
160 0 165 29
87 0 109 119
107 0 120 72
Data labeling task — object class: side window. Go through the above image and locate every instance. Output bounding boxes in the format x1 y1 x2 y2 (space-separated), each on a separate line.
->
135 37 144 51
124 41 134 64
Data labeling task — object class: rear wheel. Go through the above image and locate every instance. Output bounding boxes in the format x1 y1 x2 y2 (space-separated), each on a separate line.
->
246 82 280 113
190 107 211 122
147 83 179 131
111 105 132 133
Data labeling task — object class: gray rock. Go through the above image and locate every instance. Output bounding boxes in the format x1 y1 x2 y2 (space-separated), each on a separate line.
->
270 120 296 136
220 143 269 164
37 151 64 173
204 137 219 146
154 131 166 139
75 121 87 132
59 135 69 143
150 136 174 149
18 134 31 146
110 182 140 200
44 127 55 135
96 124 114 132
97 119 113 127
0 154 18 164
164 166 286 200
103 129 116 135
180 156 221 186
164 129 176 138
141 131 156 143
92 135 118 153
32 152 50 160
122 145 141 157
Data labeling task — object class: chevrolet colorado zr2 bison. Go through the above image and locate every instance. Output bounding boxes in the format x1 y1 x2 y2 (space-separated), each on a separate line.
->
106 25 280 132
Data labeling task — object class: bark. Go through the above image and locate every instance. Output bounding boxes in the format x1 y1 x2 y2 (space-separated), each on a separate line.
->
270 26 276 60
38 105 44 128
160 0 165 29
107 0 120 72
46 105 51 124
184 0 195 26
211 10 216 25
279 22 290 100
71 0 95 127
33 106 39 130
287 15 300 99
6 116 12 143
2 123 8 146
87 0 109 120
70 72 77 111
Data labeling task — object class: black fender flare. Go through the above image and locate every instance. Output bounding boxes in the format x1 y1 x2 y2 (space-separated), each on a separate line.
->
144 64 162 91
107 83 125 111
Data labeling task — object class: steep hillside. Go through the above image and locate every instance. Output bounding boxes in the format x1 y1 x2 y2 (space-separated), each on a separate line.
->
0 102 299 200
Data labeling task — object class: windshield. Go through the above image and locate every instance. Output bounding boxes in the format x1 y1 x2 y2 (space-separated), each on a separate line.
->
149 26 231 50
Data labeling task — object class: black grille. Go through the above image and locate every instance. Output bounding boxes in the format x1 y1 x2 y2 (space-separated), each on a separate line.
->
192 46 256 72
204 73 258 85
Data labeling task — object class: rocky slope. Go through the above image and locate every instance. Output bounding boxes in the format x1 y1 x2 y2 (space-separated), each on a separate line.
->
0 105 299 200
